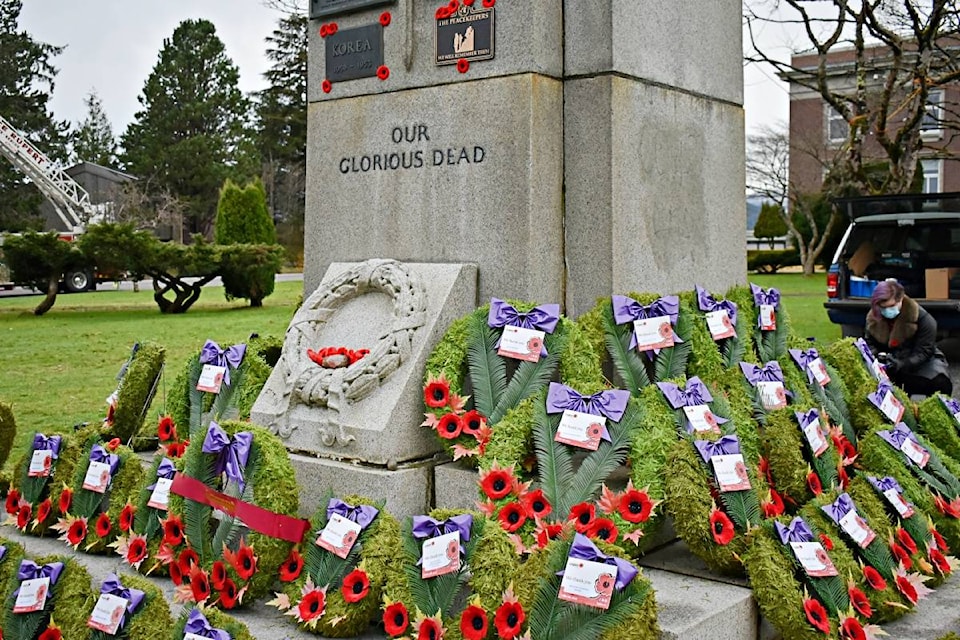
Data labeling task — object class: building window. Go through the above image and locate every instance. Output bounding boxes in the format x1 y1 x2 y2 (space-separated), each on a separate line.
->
921 159 942 194
921 89 944 139
825 104 848 144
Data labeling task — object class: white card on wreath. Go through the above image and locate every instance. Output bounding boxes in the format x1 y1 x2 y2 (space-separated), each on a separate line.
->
871 359 888 381
900 438 930 468
801 417 828 458
316 513 362 559
497 325 544 363
421 531 461 579
557 557 617 610
87 592 128 634
789 541 839 577
632 316 674 352
683 405 720 434
185 635 216 640
882 488 915 518
12 576 49 613
82 460 112 493
554 410 605 451
712 454 751 492
839 509 876 548
879 391 904 424
759 304 776 331
196 364 226 393
147 477 173 510
705 310 736 341
809 358 831 387
757 381 787 410
27 449 53 478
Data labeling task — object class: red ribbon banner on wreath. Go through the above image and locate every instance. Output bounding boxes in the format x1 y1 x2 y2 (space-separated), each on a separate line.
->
170 472 310 543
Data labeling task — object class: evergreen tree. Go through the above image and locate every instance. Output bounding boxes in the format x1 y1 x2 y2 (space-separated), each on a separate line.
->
753 202 788 249
0 0 69 231
214 179 276 245
120 19 257 237
72 89 116 167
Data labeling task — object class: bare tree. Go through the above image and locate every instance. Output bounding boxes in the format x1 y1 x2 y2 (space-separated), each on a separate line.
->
745 0 960 195
261 0 306 15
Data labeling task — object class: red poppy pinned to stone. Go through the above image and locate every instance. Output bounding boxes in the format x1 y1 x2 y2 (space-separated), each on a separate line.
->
380 11 391 27
457 58 470 73
341 568 370 603
803 597 831 634
376 65 390 81
482 0 495 7
709 507 735 546
383 601 410 637
322 79 332 94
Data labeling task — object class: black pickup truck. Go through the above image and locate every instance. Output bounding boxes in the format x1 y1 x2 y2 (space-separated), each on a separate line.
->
824 192 960 338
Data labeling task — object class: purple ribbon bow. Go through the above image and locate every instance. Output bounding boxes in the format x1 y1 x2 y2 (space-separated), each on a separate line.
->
556 533 639 591
693 435 741 464
14 560 64 598
32 433 61 459
795 408 821 432
789 348 824 385
656 377 713 408
89 444 120 476
867 475 903 494
774 517 815 545
202 422 253 491
877 424 925 463
739 361 784 386
147 457 176 492
100 573 145 626
199 339 247 387
867 380 897 415
695 285 738 327
546 381 630 429
821 493 855 526
611 294 683 353
411 514 473 542
854 337 877 367
941 395 960 416
327 498 379 531
750 283 781 308
0 545 6 563
488 298 560 356
184 609 232 640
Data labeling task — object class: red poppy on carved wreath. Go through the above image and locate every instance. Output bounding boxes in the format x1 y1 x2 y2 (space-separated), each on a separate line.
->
494 600 525 639
437 413 463 440
341 568 370 603
460 604 488 640
497 502 527 533
280 549 304 582
383 601 410 637
863 565 887 591
219 577 239 609
803 597 831 634
587 517 618 544
95 512 112 538
709 507 735 546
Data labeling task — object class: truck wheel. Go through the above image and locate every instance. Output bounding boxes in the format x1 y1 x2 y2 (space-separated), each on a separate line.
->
64 270 91 293
840 324 864 338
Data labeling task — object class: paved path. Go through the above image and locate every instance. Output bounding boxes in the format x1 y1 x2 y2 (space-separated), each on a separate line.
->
0 273 303 298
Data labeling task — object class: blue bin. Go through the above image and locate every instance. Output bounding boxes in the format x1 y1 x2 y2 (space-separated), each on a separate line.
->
848 278 879 298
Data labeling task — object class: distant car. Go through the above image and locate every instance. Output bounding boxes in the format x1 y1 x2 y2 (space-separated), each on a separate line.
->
824 192 960 338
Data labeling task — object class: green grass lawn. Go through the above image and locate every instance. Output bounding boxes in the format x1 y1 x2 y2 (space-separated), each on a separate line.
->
0 282 301 470
750 272 840 347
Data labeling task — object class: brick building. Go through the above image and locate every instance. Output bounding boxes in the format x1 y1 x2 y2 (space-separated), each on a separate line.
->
781 41 960 195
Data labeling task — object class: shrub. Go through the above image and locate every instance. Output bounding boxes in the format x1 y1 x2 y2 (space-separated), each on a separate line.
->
747 249 800 274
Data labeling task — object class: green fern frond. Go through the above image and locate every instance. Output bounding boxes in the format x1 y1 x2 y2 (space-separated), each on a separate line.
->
601 305 650 395
809 573 850 616
533 402 576 511
466 315 508 419
491 350 560 423
210 360 247 424
809 447 840 493
183 453 217 563
721 333 747 369
211 446 262 555
186 357 205 437
718 486 762 530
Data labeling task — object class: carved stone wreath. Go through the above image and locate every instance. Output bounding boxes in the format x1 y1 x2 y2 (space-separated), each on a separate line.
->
272 259 427 441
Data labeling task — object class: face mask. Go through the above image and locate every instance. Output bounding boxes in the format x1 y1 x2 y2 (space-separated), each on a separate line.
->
880 305 901 319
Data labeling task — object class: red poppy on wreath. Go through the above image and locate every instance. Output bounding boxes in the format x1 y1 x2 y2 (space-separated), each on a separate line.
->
587 517 618 544
5 488 20 515
37 626 62 640
437 413 463 440
322 79 332 94
494 599 525 639
190 564 212 603
929 548 951 574
377 65 390 81
106 437 121 452
117 502 135 532
497 502 527 533
568 501 596 533
896 528 918 555
535 521 564 548
457 58 470 73
807 471 823 496
16 503 31 530
341 568 370 603
380 11 391 26
618 486 653 523
179 548 200 576
225 539 258 581
157 415 177 442
35 498 52 526
803 597 831 634
709 507 735 546
461 410 486 437
56 486 72 515
464 0 474 4
837 465 850 490
166 441 187 458
863 565 887 591
840 616 866 640
424 374 451 408
169 561 184 586
890 541 912 570
460 603 488 640
162 514 185 546
931 527 949 553
895 573 919 604
95 512 112 538
210 561 227 590
520 488 551 519
483 0 495 7
480 464 516 500
279 549 304 582
761 489 784 519
417 615 444 640
758 457 772 485
848 583 872 618
818 533 833 551
383 601 410 637
126 534 148 567
219 577 239 609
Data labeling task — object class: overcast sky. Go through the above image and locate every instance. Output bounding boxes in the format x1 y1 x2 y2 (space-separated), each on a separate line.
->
17 1 801 142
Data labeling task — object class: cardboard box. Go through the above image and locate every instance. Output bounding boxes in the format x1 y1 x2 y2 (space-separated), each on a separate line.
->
925 268 960 299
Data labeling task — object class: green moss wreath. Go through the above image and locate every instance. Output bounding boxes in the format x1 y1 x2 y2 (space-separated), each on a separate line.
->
106 341 166 447
682 285 758 382
916 394 960 463
379 510 517 640
171 606 255 640
0 537 26 595
7 431 84 538
86 572 173 640
760 405 842 507
2 554 96 640
0 402 17 471
269 494 402 637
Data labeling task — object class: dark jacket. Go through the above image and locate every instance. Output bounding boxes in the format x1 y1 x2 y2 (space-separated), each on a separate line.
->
865 296 948 381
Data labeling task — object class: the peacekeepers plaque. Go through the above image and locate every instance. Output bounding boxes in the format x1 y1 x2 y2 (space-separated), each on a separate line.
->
325 23 384 82
310 0 394 20
435 3 494 65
